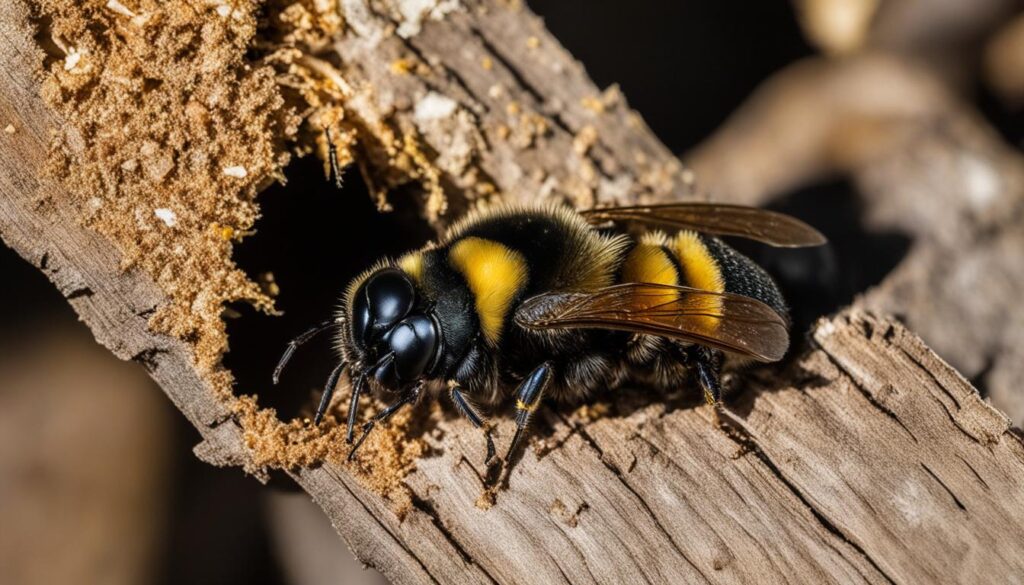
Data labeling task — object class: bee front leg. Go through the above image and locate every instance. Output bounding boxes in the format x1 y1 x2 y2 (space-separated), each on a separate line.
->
449 383 497 465
347 382 423 461
504 361 554 467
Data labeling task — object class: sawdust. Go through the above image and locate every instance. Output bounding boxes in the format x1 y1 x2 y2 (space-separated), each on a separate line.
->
36 0 297 372
549 498 589 528
573 401 612 422
233 384 434 516
31 0 446 506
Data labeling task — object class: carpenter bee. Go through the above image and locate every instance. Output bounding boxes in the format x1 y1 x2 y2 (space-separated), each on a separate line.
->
274 202 825 467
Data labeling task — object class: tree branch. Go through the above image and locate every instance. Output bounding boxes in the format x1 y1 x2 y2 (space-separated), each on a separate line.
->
3 2 1024 583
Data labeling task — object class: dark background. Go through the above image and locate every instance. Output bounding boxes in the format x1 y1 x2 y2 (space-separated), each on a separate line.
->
2 2 1020 584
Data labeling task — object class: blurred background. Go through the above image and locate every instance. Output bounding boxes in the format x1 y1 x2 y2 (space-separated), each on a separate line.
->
3 1 1023 583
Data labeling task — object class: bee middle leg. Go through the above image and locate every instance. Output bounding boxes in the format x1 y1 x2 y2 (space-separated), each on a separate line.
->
504 361 554 466
670 343 724 404
449 384 496 465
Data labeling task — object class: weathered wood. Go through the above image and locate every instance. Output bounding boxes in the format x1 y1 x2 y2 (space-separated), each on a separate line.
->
686 53 1024 425
330 0 696 216
3 2 1024 584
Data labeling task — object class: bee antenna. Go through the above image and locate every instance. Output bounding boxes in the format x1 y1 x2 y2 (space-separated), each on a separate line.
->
273 319 337 385
325 127 344 189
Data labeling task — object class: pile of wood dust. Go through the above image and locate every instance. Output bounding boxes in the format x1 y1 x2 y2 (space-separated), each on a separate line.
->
234 386 433 516
31 0 427 508
37 0 296 372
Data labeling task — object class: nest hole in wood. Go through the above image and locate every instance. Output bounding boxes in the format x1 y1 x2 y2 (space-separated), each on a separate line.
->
222 156 915 486
224 156 432 420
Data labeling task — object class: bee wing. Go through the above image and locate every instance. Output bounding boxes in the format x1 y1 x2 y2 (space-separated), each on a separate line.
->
515 283 789 362
581 202 826 247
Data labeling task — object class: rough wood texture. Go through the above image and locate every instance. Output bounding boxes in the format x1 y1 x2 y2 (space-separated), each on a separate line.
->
331 0 696 215
4 2 1024 584
687 54 1024 425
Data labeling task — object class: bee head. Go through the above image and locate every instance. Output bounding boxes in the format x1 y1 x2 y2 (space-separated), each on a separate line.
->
341 266 442 391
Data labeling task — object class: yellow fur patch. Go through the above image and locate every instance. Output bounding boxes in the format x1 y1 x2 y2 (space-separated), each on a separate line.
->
398 252 424 283
672 231 724 331
448 237 528 345
673 231 724 293
621 244 678 286
442 203 628 292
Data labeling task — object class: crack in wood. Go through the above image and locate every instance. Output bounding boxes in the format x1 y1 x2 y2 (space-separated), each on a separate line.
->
565 415 712 583
407 491 500 584
955 453 991 490
318 465 443 585
920 463 967 511
817 349 920 443
130 346 167 374
631 433 784 576
716 408 900 585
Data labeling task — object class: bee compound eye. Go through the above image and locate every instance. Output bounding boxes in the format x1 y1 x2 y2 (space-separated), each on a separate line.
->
351 268 415 345
351 292 372 345
366 269 415 329
388 315 438 380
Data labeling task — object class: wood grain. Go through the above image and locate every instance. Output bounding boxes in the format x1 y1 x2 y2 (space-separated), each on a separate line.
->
3 1 1024 583
331 0 697 215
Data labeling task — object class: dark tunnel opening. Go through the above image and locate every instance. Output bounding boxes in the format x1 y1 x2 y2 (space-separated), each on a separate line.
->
224 156 433 420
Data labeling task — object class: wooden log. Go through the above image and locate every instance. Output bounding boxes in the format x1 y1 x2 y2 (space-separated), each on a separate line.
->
3 2 1024 584
686 53 1024 424
325 0 698 215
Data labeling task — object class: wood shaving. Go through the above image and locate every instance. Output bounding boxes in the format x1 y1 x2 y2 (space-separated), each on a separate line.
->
32 0 464 504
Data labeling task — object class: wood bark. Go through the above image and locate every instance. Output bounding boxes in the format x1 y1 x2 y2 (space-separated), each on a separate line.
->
329 0 697 214
3 2 1024 584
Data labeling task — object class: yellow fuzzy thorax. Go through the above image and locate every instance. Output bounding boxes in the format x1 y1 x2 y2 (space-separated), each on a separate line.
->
442 203 629 292
398 251 424 283
672 230 724 331
448 237 528 345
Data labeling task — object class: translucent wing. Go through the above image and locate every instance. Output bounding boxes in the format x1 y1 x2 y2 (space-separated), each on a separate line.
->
515 283 789 362
581 202 826 247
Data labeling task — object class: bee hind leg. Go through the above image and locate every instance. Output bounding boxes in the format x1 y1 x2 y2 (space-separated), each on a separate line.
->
691 346 724 405
504 361 554 468
449 384 496 465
